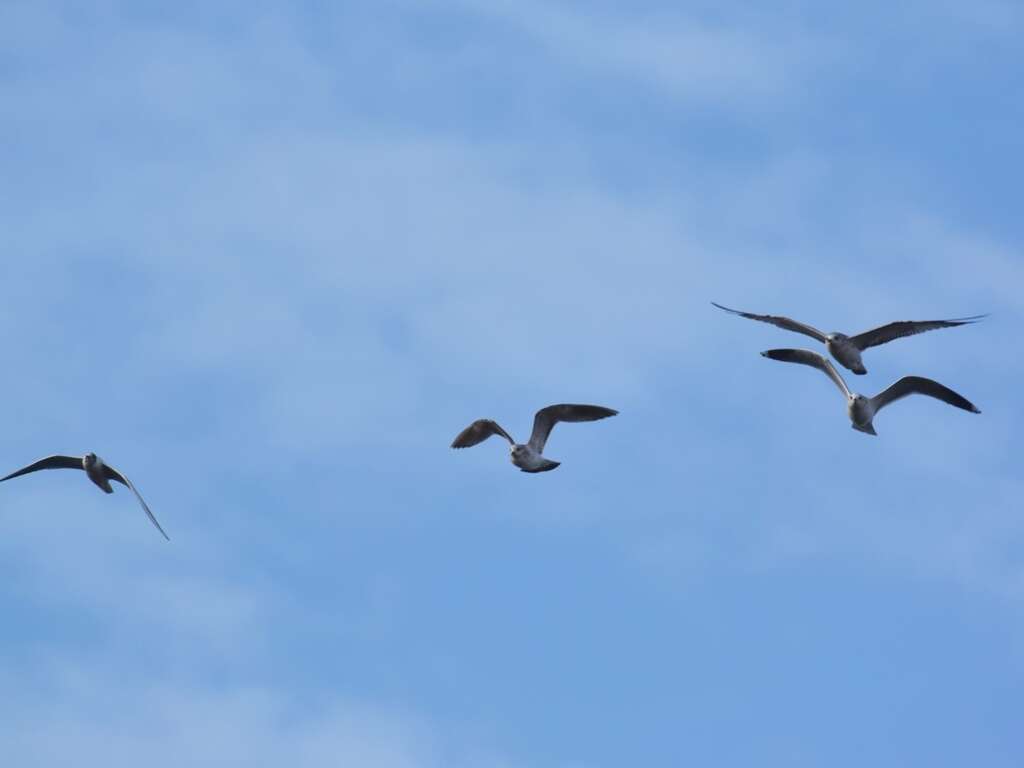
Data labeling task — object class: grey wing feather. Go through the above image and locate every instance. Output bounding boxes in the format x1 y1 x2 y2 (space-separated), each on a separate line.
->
450 419 515 449
849 315 987 350
0 455 83 482
760 349 852 399
103 465 171 541
528 404 618 452
871 376 981 415
711 302 828 343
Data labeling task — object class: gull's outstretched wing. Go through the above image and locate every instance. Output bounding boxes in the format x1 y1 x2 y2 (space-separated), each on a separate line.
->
760 349 852 400
870 376 981 416
103 464 171 541
711 302 828 343
0 455 83 482
849 315 986 350
528 404 618 453
450 419 515 449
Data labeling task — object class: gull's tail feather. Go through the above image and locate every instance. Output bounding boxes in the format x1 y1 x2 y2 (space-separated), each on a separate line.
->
521 459 561 473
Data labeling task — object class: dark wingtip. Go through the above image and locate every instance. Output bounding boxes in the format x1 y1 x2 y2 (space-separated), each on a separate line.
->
940 314 989 327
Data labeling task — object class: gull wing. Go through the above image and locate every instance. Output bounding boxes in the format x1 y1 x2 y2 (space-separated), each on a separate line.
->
711 302 828 343
528 404 618 453
450 419 515 449
102 464 171 541
0 455 83 482
849 315 987 350
870 376 981 416
760 349 852 400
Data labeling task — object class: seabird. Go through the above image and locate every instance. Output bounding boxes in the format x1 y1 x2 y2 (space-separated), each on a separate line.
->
712 301 985 374
760 348 980 435
0 452 170 539
451 404 618 472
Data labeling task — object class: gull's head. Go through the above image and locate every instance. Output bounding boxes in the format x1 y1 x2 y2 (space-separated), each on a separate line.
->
83 452 97 468
511 444 524 457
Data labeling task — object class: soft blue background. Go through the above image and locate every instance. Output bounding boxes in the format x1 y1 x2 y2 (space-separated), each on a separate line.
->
1 1 1022 765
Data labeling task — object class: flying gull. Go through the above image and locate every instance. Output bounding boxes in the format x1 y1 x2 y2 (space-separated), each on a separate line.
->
712 301 985 375
760 348 980 435
451 404 618 472
0 452 170 539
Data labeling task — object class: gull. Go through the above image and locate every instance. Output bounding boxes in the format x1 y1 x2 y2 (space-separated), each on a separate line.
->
712 301 985 375
760 348 980 435
451 404 618 472
0 452 170 539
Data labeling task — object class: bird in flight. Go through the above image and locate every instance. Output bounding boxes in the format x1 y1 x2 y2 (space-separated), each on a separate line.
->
760 348 980 435
712 301 985 375
0 452 170 540
451 403 618 472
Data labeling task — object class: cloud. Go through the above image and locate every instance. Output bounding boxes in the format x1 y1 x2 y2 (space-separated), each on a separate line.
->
2 4 1024 766
446 0 837 106
2 3 1019 600
0 670 441 767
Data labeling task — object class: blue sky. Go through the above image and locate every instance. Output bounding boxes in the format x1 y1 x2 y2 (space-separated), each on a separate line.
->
1 1 1022 765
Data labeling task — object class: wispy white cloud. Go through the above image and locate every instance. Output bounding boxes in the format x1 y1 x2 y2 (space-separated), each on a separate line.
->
445 0 838 106
916 0 1022 35
0 671 441 767
2 6 1019 600
2 3 1023 765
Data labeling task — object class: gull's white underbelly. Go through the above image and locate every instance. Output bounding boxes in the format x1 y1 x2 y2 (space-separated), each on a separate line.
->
828 339 865 371
511 446 546 471
848 396 875 426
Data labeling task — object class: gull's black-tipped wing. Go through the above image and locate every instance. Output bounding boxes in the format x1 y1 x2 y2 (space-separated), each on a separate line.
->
871 376 981 416
0 455 83 482
711 302 828 343
451 419 515 449
849 315 987 351
760 349 852 400
102 464 171 541
528 404 618 453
